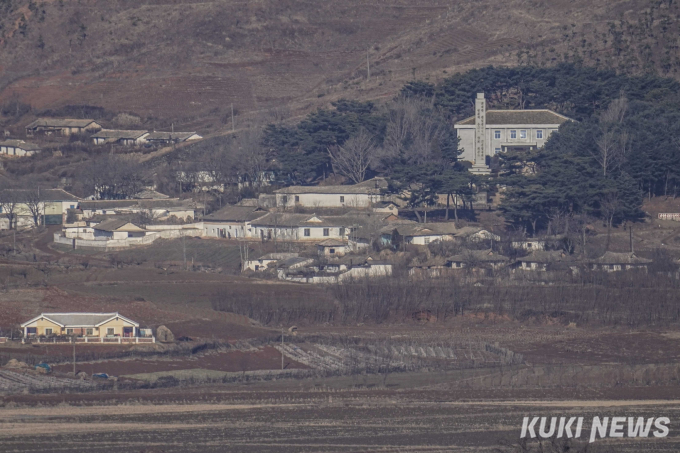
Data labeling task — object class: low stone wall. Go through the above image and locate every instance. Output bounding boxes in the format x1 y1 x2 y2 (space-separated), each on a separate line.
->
53 232 161 250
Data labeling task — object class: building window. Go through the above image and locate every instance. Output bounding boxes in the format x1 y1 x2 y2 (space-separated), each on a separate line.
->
107 328 115 336
295 195 299 202
519 130 527 139
323 228 330 236
494 130 501 139
536 130 543 139
340 227 345 236
510 130 517 139
494 147 501 154
340 196 345 203
282 196 288 204
86 328 93 336
66 329 74 335
329 248 335 254
304 228 310 237
45 328 53 335
424 237 430 244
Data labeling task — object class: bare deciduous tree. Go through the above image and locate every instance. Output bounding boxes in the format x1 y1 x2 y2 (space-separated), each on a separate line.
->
23 188 44 227
0 185 19 230
328 128 376 183
592 94 630 177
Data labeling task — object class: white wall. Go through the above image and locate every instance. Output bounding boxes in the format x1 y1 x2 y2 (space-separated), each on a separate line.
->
406 234 450 245
276 192 379 208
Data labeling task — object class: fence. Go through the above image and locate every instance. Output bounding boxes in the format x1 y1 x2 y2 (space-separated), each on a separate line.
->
53 233 161 250
658 213 680 220
24 336 155 344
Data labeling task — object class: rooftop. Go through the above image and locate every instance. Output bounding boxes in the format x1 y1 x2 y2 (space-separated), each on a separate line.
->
145 131 200 141
92 219 144 232
447 249 509 262
519 250 570 263
456 109 572 126
203 205 267 222
91 129 149 139
2 188 79 202
26 118 100 129
317 239 347 247
274 177 387 195
590 252 652 264
21 312 138 328
0 140 42 151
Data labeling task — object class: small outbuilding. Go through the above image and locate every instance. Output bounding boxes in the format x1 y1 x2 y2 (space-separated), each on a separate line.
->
317 239 348 257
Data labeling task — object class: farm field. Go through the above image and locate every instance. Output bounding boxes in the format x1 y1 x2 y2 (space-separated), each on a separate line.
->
2 384 680 452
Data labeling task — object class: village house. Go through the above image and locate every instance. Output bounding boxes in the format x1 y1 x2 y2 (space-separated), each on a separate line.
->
589 252 652 272
515 250 571 271
371 201 399 216
247 213 358 241
447 249 509 270
380 222 458 246
317 239 349 257
25 118 102 136
91 219 147 240
21 313 145 340
243 253 300 271
408 257 448 279
272 177 387 209
452 227 501 243
279 258 392 284
0 188 79 229
144 131 202 146
454 93 573 174
78 199 196 221
0 139 41 156
91 129 149 146
202 205 267 239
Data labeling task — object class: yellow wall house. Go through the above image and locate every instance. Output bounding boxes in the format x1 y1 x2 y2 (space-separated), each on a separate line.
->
21 313 140 339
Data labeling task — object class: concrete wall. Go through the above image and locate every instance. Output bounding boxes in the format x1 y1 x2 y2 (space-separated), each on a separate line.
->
203 221 246 238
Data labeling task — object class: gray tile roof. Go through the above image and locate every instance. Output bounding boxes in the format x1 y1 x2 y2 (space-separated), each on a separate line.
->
380 222 459 236
519 250 570 263
91 129 148 139
447 249 509 263
0 140 42 151
203 206 267 222
92 219 143 232
456 110 572 126
3 189 79 202
145 131 200 141
26 118 100 129
590 252 652 264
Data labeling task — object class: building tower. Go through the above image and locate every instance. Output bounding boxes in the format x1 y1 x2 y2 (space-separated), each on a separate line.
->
471 93 490 175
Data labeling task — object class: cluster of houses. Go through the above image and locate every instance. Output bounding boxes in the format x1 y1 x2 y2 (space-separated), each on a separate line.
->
1 118 203 157
409 248 653 279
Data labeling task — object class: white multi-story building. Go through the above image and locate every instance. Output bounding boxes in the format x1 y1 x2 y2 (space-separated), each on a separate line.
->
454 93 573 174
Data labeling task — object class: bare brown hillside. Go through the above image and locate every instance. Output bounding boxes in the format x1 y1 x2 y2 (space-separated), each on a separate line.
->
0 0 658 133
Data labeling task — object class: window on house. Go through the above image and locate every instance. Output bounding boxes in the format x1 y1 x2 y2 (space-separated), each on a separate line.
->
519 130 527 139
424 238 430 244
340 196 345 203
45 328 53 335
340 227 345 236
107 328 115 336
527 243 533 248
323 228 330 236
304 228 310 237
292 195 298 202
70 205 75 209
510 130 517 139
329 248 335 254
66 329 74 335
536 130 544 139
494 130 501 139
282 196 288 204
494 148 501 154
86 328 93 336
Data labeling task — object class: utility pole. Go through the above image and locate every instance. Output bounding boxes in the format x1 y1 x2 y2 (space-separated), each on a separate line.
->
367 47 370 81
72 338 76 375
281 327 284 370
231 104 235 132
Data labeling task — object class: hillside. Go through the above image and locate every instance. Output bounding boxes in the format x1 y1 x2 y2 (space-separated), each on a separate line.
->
0 0 663 135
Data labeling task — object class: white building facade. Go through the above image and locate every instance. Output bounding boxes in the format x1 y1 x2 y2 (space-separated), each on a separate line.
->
454 93 572 174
